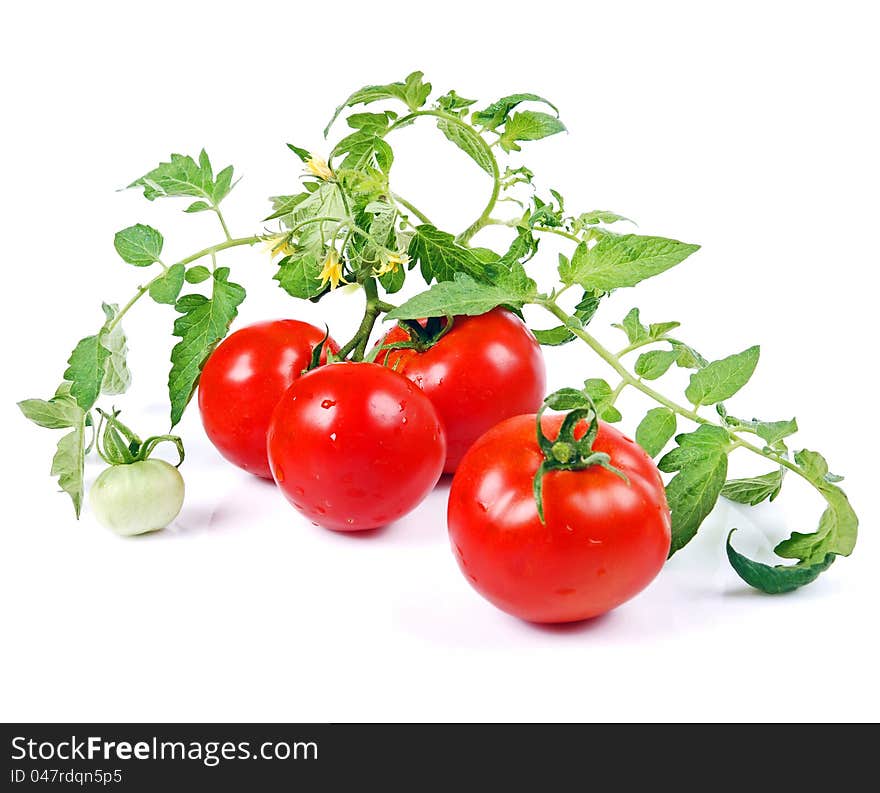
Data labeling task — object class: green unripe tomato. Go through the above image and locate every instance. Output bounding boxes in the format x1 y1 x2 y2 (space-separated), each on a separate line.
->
89 459 185 536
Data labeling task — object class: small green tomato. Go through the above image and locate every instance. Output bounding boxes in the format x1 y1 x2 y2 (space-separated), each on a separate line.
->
89 459 185 536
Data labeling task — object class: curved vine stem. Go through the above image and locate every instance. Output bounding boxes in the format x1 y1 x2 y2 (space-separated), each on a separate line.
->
538 297 815 487
382 110 500 245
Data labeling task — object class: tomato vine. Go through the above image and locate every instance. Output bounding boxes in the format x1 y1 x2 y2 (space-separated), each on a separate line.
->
18 71 857 595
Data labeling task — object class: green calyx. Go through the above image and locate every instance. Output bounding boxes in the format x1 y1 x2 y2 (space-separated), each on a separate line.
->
95 409 185 468
533 388 629 523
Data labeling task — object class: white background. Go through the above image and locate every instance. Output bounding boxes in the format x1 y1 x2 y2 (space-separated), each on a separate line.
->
2 1 878 722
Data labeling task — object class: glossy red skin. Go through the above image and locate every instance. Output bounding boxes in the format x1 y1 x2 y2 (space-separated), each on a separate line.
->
448 414 671 623
198 320 339 479
376 308 545 473
267 362 446 531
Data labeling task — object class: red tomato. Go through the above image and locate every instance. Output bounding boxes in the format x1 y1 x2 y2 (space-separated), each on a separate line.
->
376 308 545 473
267 362 446 531
198 320 338 479
447 414 671 623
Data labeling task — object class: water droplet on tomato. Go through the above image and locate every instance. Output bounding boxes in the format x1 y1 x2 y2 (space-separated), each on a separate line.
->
274 466 284 483
293 486 304 496
316 506 326 515
477 501 488 513
402 417 408 424
329 432 337 441
555 587 577 596
321 399 336 409
398 400 407 411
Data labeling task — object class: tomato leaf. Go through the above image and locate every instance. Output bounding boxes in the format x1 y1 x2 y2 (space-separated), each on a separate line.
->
634 349 678 380
185 265 212 284
98 303 131 396
659 425 730 555
499 111 566 153
264 193 309 223
385 271 536 320
18 395 83 430
563 235 700 291
64 334 110 411
113 224 164 266
148 263 186 305
168 267 246 426
582 378 622 423
275 250 327 300
128 150 237 207
721 469 783 505
407 225 485 283
635 407 677 458
324 71 431 136
726 532 835 595
51 415 87 518
685 345 760 407
472 93 559 130
436 118 493 175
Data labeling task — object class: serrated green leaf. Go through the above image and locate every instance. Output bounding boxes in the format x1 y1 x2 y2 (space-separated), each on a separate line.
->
722 469 783 505
99 303 130 396
274 250 326 300
184 200 212 214
671 339 708 369
436 118 493 175
564 235 700 291
634 349 678 380
755 418 798 446
64 334 110 410
168 268 246 426
659 425 730 555
685 346 760 406
726 531 835 594
407 224 485 283
385 271 535 320
18 396 83 429
499 111 566 153
582 378 622 423
774 483 857 564
113 224 164 266
149 263 186 305
472 93 559 131
128 150 235 207
265 193 309 222
51 416 86 517
635 407 676 457
648 321 681 338
436 90 476 113
574 210 633 227
324 71 431 136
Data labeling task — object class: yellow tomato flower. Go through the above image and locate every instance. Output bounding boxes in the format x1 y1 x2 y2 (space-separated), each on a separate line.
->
306 157 334 181
374 251 410 277
319 249 347 290
262 234 294 260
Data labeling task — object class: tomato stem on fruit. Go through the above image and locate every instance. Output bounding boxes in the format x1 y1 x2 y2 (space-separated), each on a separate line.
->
533 390 629 522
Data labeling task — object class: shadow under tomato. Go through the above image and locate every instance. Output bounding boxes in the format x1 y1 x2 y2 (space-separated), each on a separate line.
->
519 610 616 635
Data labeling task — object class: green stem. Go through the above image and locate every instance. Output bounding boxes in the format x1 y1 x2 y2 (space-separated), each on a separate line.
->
391 192 433 225
383 110 500 246
533 225 581 243
337 278 384 361
213 206 233 241
179 235 261 266
106 235 261 334
538 297 814 485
